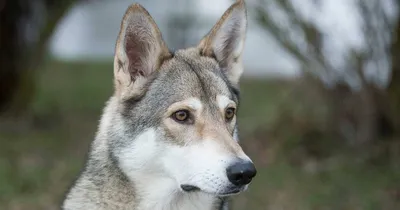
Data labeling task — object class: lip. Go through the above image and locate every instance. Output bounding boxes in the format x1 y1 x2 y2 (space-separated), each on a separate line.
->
180 184 244 196
217 188 241 197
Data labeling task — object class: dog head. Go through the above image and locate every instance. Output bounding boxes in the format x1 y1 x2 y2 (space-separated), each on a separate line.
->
108 0 256 197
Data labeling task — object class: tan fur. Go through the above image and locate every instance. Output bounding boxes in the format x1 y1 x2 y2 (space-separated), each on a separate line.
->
162 97 243 156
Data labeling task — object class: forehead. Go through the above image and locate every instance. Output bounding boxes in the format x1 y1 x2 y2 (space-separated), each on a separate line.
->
154 48 238 103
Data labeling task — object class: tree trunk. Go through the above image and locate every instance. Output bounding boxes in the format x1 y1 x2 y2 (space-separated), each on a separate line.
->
0 1 24 112
0 0 76 114
388 18 400 136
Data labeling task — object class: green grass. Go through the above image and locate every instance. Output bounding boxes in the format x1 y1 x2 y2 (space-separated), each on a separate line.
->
0 60 399 209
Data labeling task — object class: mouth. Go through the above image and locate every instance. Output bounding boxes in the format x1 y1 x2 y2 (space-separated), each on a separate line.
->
180 184 201 192
180 184 244 196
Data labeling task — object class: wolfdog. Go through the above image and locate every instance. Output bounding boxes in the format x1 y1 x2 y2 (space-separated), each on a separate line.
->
62 0 256 209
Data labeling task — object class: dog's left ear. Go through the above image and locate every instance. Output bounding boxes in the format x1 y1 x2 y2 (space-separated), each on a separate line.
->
199 0 247 85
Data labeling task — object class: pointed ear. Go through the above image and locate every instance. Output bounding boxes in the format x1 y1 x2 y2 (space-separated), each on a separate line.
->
114 3 171 100
199 0 247 85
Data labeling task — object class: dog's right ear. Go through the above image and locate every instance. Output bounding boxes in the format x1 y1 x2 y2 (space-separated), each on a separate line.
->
198 0 247 86
114 3 170 100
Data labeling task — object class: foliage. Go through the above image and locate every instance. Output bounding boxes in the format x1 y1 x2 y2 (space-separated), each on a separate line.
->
252 0 400 156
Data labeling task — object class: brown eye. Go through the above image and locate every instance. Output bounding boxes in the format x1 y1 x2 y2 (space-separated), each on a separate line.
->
173 110 190 122
225 107 235 121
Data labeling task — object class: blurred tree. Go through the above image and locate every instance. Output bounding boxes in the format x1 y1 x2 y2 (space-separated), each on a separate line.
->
389 11 400 135
0 0 77 114
253 0 400 157
165 0 215 50
165 0 200 49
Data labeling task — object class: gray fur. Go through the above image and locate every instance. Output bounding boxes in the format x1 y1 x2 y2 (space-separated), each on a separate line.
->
63 1 253 210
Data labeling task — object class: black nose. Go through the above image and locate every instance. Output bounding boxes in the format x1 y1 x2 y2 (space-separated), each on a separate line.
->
226 160 257 186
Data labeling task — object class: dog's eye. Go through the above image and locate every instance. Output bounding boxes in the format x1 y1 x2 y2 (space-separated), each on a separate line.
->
172 110 190 122
225 107 235 121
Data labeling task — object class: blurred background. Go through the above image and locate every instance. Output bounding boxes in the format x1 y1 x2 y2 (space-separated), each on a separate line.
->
0 0 399 209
